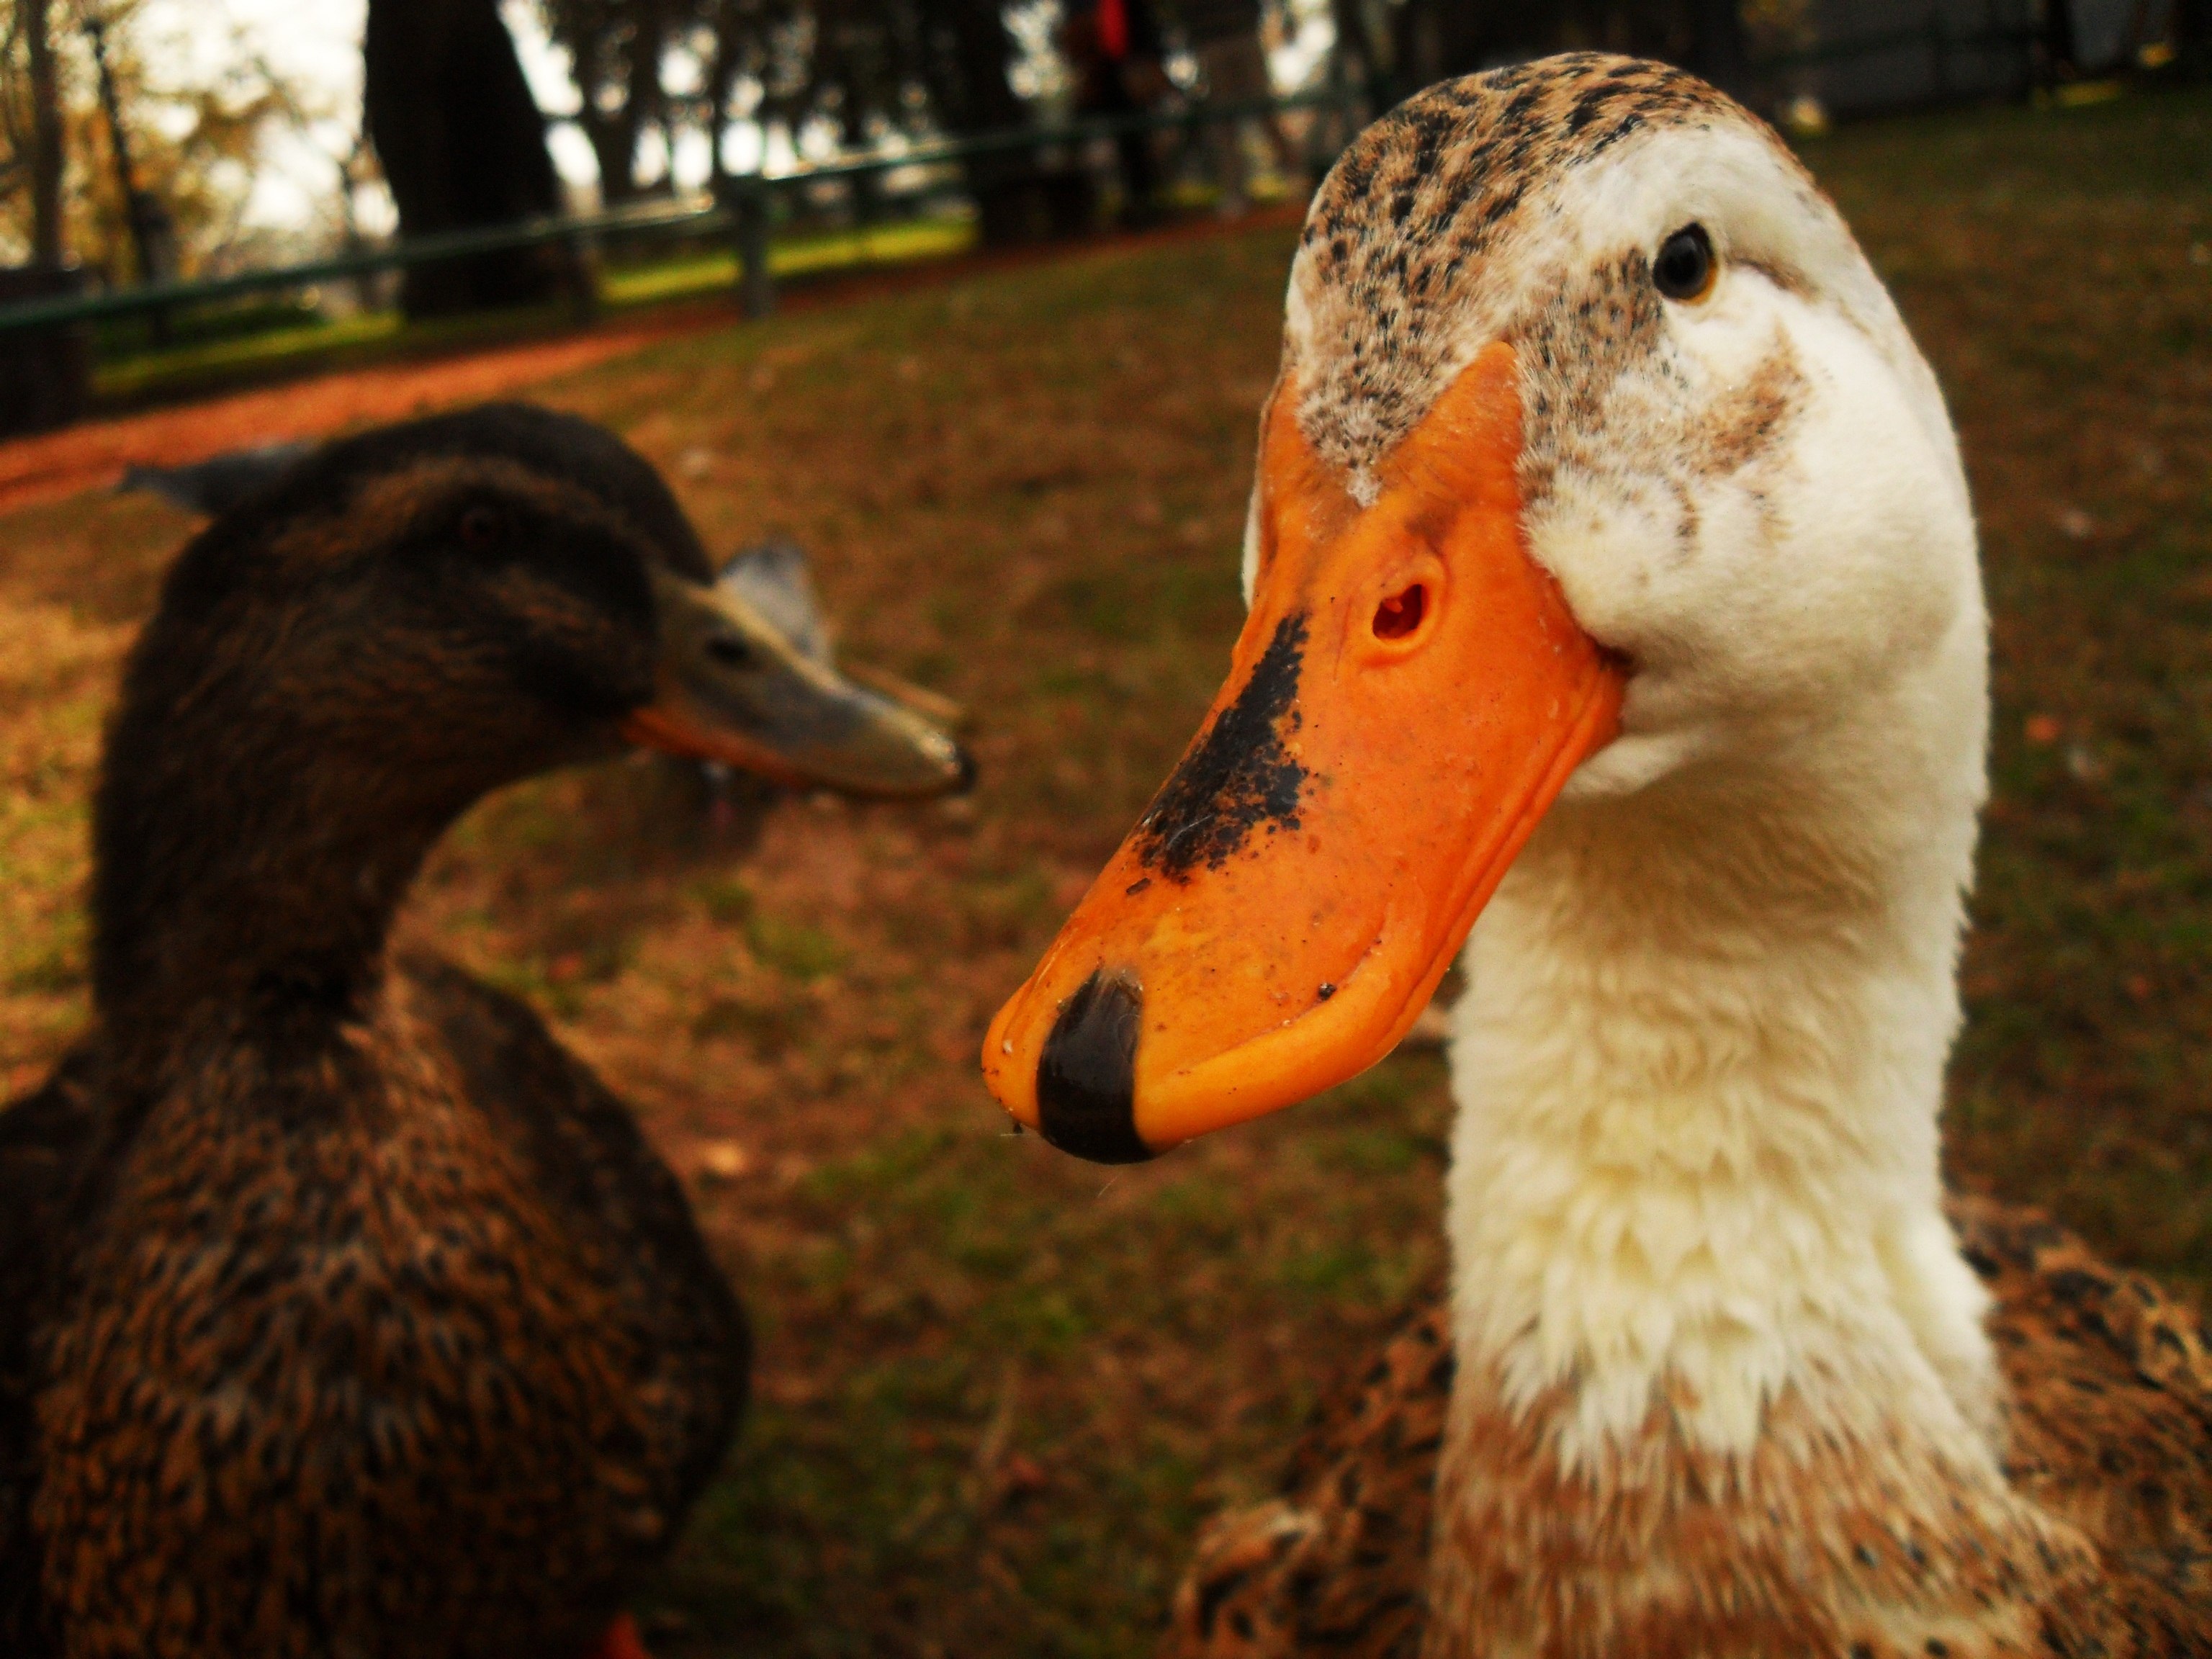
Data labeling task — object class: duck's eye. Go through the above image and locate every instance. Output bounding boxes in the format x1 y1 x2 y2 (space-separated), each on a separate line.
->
459 506 505 549
1653 225 1717 302
705 634 755 669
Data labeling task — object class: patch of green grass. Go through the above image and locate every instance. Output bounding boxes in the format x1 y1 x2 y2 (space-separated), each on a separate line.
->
93 310 402 400
691 873 758 925
599 217 977 310
4 932 84 997
747 911 850 981
652 1058 1447 1655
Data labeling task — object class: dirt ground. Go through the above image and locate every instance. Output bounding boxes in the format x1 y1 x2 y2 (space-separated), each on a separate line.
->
0 316 698 517
0 90 2206 1659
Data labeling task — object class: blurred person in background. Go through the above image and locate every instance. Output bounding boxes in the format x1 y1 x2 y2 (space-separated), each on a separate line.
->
1064 0 1172 228
1181 0 1302 216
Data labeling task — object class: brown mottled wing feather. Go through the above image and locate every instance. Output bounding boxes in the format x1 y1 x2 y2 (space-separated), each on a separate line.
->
400 950 749 1519
1165 1205 2212 1658
0 1051 101 1658
1951 1195 2212 1609
1161 1296 1453 1659
19 961 743 1658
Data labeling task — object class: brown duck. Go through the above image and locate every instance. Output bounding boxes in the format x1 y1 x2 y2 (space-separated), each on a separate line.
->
0 403 969 1658
981 56 2212 1658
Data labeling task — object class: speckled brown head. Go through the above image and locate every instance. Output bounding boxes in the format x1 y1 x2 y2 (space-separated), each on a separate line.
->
985 54 1981 1160
92 404 968 1021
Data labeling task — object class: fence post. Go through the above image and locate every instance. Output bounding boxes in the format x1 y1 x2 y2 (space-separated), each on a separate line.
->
565 228 600 325
735 174 775 320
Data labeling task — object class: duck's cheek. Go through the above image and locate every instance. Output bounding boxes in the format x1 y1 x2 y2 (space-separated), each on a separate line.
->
1523 487 1685 660
1709 402 1972 709
1558 724 1709 801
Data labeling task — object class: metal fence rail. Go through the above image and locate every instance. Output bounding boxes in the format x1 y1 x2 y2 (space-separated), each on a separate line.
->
0 88 1359 341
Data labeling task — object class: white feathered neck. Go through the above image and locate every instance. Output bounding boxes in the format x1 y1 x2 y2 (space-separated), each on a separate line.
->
1444 606 1997 1468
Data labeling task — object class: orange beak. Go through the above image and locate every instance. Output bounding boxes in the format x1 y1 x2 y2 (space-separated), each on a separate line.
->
979 343 1624 1161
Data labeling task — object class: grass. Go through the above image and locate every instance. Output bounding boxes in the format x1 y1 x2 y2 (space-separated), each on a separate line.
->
91 310 407 403
88 215 982 410
0 81 2207 1657
601 216 980 309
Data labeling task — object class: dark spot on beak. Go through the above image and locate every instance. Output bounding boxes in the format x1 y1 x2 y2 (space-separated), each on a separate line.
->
950 745 979 795
1316 982 1336 1001
1037 968 1150 1164
1133 612 1310 880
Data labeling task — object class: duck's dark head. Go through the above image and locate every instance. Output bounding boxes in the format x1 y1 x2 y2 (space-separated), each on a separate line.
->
92 403 968 1021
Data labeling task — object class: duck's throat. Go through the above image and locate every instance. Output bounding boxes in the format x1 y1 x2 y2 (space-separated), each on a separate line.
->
90 752 462 1037
1442 768 1998 1468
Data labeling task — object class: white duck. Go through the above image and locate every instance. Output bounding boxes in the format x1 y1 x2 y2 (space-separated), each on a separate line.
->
981 53 2212 1656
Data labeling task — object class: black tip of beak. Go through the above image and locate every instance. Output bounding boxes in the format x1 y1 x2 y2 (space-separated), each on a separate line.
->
1037 968 1150 1164
951 744 979 796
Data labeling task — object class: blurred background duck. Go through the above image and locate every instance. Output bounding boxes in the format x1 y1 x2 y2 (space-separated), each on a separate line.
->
0 402 969 1659
981 56 2212 1658
117 439 318 518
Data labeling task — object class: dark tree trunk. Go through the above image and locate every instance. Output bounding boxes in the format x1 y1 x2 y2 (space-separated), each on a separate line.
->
2041 0 2080 76
924 0 1023 130
1687 0 1751 96
1329 0 1393 102
706 0 742 188
917 0 1085 246
2181 0 2212 75
363 0 574 318
0 266 90 437
575 0 670 203
1389 0 1531 89
23 0 64 269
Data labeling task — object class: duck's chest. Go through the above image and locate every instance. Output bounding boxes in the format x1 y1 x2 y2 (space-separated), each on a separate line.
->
30 1037 673 1658
1421 1365 2110 1659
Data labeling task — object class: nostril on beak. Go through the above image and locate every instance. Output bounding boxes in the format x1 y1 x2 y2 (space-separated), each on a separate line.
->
950 745 979 795
1036 968 1148 1164
705 635 754 669
1373 584 1426 640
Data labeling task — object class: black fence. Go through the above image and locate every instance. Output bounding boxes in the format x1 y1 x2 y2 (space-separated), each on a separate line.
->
0 88 1361 345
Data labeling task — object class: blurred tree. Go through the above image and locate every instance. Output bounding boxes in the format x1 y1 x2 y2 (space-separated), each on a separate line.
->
0 0 80 436
547 0 690 200
696 0 810 184
81 6 173 285
0 0 312 282
548 0 1038 241
914 0 1071 245
913 0 1025 133
364 0 576 316
3 0 68 266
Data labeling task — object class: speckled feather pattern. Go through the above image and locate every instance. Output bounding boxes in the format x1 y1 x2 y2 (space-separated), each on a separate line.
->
1161 1204 2212 1658
11 958 745 1659
1287 55 1794 495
